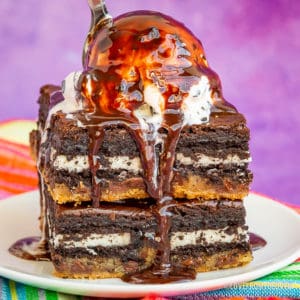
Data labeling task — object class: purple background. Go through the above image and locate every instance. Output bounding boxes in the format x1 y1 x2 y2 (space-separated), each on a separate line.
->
1 0 299 206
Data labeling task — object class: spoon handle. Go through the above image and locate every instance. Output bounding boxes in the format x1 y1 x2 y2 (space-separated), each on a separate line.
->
88 0 111 27
83 0 112 68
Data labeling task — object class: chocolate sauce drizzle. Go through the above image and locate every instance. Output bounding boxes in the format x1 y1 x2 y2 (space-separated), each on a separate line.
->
78 9 235 283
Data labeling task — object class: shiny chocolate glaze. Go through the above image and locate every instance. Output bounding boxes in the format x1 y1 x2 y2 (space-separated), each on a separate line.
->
77 9 235 284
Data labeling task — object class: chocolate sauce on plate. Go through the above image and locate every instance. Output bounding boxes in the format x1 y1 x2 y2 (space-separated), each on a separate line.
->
249 233 267 251
8 237 50 261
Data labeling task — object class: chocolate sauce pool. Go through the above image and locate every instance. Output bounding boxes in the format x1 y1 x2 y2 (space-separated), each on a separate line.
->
9 6 256 284
249 233 267 251
9 237 50 261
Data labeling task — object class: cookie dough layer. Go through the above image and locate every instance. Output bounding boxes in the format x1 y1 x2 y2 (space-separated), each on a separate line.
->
47 172 251 204
52 248 252 279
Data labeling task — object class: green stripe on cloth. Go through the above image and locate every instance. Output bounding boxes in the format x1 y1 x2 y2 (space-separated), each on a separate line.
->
45 290 58 300
25 285 39 300
261 262 300 281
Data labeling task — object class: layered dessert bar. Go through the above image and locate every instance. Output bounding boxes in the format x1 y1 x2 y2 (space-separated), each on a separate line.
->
37 88 251 204
48 192 250 278
29 4 253 283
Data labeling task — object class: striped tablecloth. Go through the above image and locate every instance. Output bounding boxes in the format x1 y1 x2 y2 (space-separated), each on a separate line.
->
0 120 299 300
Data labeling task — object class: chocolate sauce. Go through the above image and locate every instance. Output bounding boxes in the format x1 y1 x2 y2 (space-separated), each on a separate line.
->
123 265 196 284
88 127 104 208
78 8 237 284
250 232 267 251
8 237 50 261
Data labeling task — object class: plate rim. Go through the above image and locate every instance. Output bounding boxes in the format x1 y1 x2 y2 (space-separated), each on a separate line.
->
0 190 299 298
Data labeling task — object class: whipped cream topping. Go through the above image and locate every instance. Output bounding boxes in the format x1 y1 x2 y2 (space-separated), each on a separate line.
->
53 71 83 117
40 72 84 144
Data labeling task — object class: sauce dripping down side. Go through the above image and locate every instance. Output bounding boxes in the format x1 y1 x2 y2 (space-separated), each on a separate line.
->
78 10 235 284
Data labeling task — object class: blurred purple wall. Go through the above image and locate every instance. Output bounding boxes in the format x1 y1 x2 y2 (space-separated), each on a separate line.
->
1 0 300 206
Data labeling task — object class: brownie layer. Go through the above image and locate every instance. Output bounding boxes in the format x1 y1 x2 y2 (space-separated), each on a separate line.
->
47 111 249 157
49 196 247 235
38 85 61 130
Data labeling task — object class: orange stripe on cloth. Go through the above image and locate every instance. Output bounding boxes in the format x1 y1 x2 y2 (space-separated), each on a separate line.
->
0 137 33 155
0 138 36 170
0 138 32 155
0 151 36 173
0 179 37 194
0 167 37 186
0 122 38 197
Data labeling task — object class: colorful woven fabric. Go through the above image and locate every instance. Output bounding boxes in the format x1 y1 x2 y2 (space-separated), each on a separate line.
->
0 120 299 300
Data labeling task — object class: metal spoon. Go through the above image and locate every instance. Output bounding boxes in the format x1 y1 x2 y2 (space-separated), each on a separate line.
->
83 0 113 68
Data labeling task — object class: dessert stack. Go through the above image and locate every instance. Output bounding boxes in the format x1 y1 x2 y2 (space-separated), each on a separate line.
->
29 4 253 283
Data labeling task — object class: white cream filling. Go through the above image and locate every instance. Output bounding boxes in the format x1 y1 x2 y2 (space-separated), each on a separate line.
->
52 226 248 252
170 227 247 249
52 151 142 174
53 232 130 249
41 72 84 145
109 156 142 174
53 155 89 173
176 153 251 167
52 151 250 173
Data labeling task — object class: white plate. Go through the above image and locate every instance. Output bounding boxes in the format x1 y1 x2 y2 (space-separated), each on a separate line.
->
0 191 299 298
